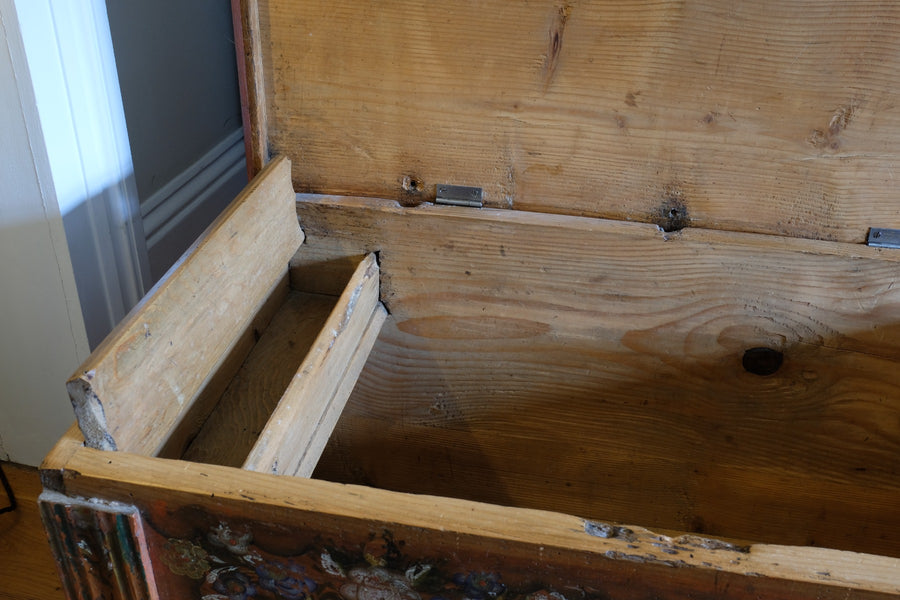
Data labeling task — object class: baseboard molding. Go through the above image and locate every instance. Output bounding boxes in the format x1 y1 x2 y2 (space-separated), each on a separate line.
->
142 128 246 252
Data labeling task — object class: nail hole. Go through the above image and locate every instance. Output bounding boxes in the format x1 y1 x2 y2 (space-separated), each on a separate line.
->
401 175 423 194
742 347 784 376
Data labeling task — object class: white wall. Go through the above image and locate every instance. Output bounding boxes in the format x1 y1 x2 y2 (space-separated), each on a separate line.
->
17 0 151 349
0 0 91 465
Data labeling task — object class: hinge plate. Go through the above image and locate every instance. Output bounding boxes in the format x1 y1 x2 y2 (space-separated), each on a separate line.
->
435 184 483 208
867 228 900 249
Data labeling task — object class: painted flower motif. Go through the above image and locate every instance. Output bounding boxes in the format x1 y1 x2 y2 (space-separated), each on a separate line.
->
452 573 506 600
340 567 421 600
526 590 567 600
256 559 318 600
209 522 254 556
212 569 258 600
162 538 210 579
321 551 346 577
404 564 431 585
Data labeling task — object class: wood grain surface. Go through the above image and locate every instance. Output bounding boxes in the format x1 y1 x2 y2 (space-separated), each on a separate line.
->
244 254 387 477
289 195 900 557
0 464 65 600
242 0 900 242
183 290 338 468
42 436 900 599
66 156 303 456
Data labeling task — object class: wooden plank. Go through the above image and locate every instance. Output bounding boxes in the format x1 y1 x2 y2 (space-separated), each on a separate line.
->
292 195 900 557
66 156 302 456
247 0 900 242
181 291 339 467
243 253 386 477
47 442 900 599
156 273 290 460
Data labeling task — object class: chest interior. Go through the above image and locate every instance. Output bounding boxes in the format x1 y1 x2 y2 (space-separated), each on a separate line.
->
70 0 900 562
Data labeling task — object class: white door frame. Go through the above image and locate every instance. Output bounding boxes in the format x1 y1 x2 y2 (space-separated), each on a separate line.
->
15 0 151 347
0 0 149 464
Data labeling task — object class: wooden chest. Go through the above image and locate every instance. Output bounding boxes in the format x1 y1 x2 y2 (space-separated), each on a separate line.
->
41 1 900 598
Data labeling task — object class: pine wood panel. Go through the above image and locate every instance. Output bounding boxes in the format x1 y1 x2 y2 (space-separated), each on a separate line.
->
0 464 65 600
182 291 338 468
243 0 900 242
158 273 291 460
289 195 900 557
41 436 900 599
244 254 387 477
66 156 303 456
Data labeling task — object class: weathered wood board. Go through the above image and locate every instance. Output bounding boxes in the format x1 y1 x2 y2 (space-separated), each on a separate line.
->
289 195 900 557
244 253 387 477
182 290 339 468
40 432 900 600
239 0 900 242
66 156 302 456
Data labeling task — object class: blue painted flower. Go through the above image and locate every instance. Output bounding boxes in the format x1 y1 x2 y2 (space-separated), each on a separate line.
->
452 573 505 600
256 560 318 600
212 569 258 600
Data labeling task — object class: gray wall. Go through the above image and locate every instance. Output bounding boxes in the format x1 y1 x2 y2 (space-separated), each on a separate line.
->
106 0 242 199
106 0 247 281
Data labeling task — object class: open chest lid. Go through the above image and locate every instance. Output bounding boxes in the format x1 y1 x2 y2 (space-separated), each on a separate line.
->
233 0 900 244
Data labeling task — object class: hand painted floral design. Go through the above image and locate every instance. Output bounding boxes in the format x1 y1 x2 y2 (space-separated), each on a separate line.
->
156 518 575 600
453 573 506 600
162 538 211 579
209 522 254 556
206 568 258 600
255 560 318 600
525 590 567 600
341 566 421 600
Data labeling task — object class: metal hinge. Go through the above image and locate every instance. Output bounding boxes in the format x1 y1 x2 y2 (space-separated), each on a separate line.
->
435 184 483 208
866 228 900 249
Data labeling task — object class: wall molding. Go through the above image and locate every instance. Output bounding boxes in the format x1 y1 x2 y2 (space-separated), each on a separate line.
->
142 128 246 252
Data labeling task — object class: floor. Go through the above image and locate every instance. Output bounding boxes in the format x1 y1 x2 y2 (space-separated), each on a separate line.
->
0 463 65 600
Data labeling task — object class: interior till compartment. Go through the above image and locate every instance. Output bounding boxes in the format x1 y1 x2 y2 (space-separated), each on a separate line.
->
179 286 339 467
172 253 377 471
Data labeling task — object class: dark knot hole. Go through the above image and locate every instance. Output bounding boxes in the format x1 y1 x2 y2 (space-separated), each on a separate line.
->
742 347 784 376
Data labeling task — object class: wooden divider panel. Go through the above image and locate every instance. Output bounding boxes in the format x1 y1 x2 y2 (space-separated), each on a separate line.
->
67 156 303 456
244 253 387 477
